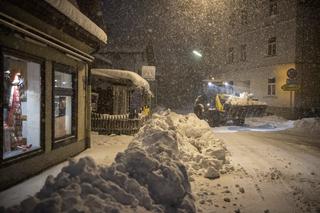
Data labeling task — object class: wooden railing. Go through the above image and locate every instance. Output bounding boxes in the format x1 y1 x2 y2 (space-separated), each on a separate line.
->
91 113 147 135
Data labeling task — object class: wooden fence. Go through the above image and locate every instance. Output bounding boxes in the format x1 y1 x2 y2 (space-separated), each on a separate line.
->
91 113 147 135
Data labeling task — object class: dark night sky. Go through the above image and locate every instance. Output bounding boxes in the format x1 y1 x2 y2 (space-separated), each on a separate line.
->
102 0 225 109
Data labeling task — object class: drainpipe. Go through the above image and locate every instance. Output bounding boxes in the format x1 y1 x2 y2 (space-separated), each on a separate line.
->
86 63 92 148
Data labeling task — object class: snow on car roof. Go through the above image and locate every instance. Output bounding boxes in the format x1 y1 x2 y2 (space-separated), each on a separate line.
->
45 0 107 44
91 68 153 96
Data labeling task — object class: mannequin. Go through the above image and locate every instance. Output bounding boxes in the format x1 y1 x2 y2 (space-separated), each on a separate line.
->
6 71 30 151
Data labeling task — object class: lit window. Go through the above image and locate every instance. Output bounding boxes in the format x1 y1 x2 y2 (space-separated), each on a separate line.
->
240 44 247 61
268 78 276 96
227 47 234 64
53 64 76 142
2 54 43 159
268 37 277 56
269 0 278 16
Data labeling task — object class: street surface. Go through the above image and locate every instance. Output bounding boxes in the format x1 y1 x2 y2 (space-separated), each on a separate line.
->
193 130 320 213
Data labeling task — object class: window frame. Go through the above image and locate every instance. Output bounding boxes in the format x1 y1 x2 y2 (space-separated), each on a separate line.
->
267 77 276 96
52 63 78 148
267 37 277 56
241 9 248 25
240 44 247 62
227 47 234 64
229 12 236 27
0 46 45 164
269 0 278 16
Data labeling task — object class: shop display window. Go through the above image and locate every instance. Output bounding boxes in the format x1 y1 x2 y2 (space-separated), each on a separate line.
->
53 65 76 141
2 54 42 159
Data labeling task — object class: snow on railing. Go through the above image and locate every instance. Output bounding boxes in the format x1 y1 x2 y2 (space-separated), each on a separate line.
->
91 113 149 135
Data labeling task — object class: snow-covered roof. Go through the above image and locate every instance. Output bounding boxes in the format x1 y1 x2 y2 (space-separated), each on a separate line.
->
45 0 107 44
91 69 153 96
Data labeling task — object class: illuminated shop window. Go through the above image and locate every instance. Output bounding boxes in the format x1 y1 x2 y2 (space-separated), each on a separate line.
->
2 54 42 159
53 64 76 142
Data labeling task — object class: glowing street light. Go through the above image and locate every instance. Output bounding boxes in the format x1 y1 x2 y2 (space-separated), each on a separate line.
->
193 50 202 57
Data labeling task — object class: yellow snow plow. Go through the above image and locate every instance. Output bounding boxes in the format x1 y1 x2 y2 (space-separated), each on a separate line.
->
194 80 267 127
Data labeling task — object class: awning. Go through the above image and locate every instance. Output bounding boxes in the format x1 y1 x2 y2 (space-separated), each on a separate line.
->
91 69 153 96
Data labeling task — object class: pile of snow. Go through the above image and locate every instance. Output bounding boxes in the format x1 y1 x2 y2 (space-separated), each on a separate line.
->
5 152 193 213
226 93 267 106
5 110 229 213
4 111 227 212
245 115 289 129
135 110 229 180
292 117 320 135
214 115 295 133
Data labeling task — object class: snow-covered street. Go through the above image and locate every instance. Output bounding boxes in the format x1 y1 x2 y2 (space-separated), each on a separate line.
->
193 128 320 213
1 113 320 213
192 116 320 212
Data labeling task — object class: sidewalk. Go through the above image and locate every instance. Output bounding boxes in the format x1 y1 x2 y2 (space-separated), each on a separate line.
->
0 133 132 208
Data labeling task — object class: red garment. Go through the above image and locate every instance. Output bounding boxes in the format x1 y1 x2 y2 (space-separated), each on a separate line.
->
7 85 21 127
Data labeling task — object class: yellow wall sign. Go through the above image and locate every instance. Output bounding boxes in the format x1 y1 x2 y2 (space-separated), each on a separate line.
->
281 84 300 91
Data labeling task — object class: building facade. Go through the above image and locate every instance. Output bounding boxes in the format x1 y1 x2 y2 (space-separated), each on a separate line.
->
0 0 107 190
212 0 320 118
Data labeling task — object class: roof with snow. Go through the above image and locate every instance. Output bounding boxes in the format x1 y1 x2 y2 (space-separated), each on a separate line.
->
45 0 107 44
91 69 153 96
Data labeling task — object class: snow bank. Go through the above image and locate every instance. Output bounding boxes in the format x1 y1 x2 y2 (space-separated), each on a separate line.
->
5 155 192 213
135 110 229 179
4 110 227 213
245 115 289 128
292 117 320 135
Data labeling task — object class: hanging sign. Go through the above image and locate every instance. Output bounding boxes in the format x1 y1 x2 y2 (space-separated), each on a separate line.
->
141 66 156 81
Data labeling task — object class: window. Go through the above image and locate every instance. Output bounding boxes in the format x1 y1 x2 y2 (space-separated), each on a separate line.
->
53 64 76 142
269 0 278 16
227 47 234 64
268 37 277 56
268 78 276 96
2 53 43 159
241 10 248 25
240 44 247 61
229 12 236 27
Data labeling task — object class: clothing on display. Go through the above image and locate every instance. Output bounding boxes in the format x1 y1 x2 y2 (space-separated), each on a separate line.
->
3 70 31 152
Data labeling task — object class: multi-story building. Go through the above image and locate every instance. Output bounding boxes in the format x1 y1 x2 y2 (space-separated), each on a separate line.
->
212 0 320 118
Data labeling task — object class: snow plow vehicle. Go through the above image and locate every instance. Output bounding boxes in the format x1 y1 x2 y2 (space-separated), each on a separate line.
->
194 79 267 127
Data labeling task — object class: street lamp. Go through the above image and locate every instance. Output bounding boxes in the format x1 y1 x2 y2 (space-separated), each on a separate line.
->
193 50 202 57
